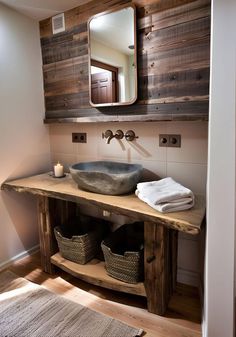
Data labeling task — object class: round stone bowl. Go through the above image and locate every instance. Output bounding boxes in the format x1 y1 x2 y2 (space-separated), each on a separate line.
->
69 161 143 195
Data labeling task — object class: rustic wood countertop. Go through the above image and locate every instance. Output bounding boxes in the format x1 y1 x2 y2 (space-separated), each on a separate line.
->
1 173 205 235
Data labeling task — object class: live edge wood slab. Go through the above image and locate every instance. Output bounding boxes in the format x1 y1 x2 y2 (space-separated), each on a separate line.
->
1 173 205 316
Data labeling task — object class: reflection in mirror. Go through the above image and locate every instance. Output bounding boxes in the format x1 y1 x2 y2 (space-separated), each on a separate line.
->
88 5 137 107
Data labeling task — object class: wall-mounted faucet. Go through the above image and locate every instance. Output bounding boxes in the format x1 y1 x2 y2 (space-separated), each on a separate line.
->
102 129 138 144
125 130 138 141
102 130 113 144
102 129 124 144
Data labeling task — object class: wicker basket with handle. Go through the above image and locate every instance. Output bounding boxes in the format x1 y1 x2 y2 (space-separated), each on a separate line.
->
101 222 144 284
54 226 99 264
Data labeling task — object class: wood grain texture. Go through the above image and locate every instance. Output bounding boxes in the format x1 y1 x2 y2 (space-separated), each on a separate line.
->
144 222 171 315
2 173 205 316
138 0 210 30
171 230 179 291
44 100 209 123
37 197 75 273
51 253 146 296
2 172 204 316
39 0 211 123
37 196 55 274
1 173 205 235
8 252 202 337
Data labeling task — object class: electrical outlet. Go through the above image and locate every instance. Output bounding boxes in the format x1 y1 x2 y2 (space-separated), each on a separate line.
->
72 133 87 143
159 134 169 147
169 134 181 148
159 134 181 147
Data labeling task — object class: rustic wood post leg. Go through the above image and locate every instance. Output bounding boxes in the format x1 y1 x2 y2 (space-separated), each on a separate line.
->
170 229 178 291
37 196 55 274
144 221 171 315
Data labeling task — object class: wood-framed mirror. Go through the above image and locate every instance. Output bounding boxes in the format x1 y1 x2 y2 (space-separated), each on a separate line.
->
88 4 137 107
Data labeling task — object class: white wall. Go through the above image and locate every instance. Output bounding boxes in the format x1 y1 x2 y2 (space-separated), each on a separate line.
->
0 4 51 268
203 0 236 336
49 121 208 286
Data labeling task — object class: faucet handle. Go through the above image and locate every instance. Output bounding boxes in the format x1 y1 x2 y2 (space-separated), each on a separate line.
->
102 129 113 139
115 129 124 140
125 130 138 141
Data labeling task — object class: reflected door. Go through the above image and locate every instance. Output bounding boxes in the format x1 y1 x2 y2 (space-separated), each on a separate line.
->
91 71 113 104
91 61 118 104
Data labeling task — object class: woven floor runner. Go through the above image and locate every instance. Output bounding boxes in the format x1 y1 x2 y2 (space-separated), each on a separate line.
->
0 271 143 337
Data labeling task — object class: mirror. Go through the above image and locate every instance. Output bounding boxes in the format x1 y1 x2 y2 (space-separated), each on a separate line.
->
88 4 137 107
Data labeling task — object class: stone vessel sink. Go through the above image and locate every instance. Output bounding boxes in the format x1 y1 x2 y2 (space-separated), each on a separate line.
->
69 161 143 195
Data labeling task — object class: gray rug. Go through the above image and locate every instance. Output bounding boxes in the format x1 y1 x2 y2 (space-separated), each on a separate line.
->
0 271 143 337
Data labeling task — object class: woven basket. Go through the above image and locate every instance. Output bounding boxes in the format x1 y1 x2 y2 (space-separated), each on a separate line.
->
54 226 98 265
101 223 144 284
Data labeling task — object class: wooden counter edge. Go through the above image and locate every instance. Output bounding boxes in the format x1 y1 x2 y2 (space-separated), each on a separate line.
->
1 181 203 235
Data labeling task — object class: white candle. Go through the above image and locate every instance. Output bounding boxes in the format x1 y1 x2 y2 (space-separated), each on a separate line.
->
54 162 64 177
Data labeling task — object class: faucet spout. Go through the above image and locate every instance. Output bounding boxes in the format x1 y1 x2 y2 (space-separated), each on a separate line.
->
102 129 115 144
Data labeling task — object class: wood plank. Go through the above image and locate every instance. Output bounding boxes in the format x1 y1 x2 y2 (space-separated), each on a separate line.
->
41 61 210 107
43 100 209 122
42 43 88 66
44 113 208 123
37 197 76 273
43 56 89 97
138 0 210 31
45 92 90 110
43 61 88 84
37 196 55 273
139 42 209 74
139 68 210 89
144 222 171 315
171 230 178 291
43 113 204 122
135 0 202 17
51 252 146 296
43 54 88 72
139 16 210 53
138 96 209 105
138 68 210 102
45 115 174 123
44 77 209 111
44 81 87 98
1 173 205 235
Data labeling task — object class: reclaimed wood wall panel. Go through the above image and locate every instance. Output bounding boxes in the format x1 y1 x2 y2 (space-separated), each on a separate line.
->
43 56 89 97
40 0 210 123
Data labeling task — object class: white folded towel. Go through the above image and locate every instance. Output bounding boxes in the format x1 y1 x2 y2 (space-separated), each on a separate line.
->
135 177 194 213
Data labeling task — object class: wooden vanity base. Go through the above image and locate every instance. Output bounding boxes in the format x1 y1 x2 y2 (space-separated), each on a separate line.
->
37 197 176 315
1 173 205 316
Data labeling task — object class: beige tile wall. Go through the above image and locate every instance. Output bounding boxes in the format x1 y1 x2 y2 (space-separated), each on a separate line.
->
49 121 208 286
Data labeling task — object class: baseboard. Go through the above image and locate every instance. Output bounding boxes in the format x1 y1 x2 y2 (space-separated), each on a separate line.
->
177 268 200 287
0 244 39 271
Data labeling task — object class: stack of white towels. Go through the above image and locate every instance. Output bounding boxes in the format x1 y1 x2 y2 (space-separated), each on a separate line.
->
135 177 194 213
